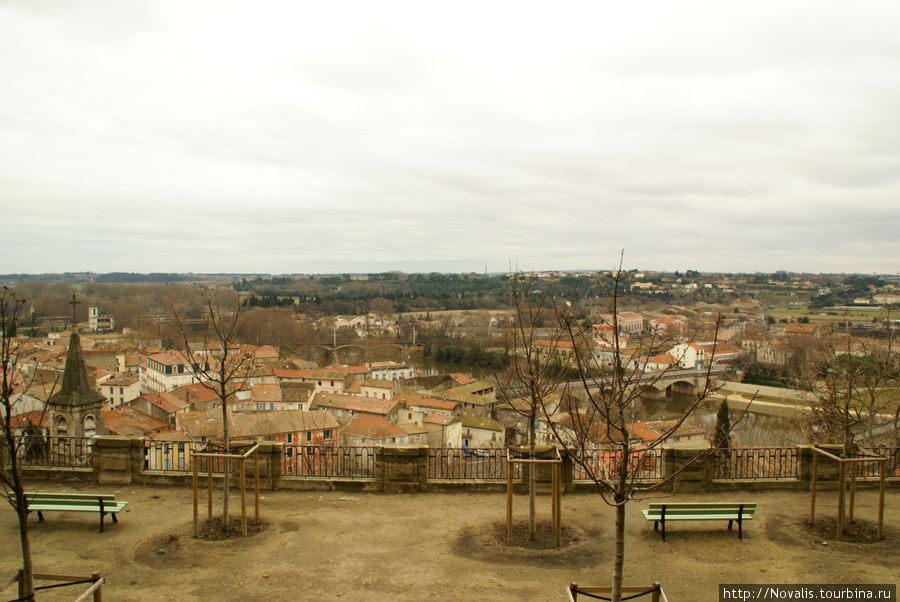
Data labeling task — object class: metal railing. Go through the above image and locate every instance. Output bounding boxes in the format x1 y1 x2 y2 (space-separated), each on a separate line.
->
15 437 900 484
144 441 192 473
573 448 664 482
283 445 376 479
12 435 94 469
427 447 518 480
855 448 900 479
714 447 799 480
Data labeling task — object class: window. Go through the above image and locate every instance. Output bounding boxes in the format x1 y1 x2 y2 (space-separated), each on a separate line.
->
306 432 312 442
83 415 95 437
323 430 332 439
287 434 293 444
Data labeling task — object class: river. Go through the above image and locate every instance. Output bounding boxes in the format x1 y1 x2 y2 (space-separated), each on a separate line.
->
636 393 805 447
412 358 502 381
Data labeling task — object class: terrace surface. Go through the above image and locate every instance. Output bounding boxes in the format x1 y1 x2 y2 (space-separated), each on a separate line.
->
2 484 898 600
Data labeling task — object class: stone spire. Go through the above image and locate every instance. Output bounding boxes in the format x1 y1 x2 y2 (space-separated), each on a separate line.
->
48 331 106 408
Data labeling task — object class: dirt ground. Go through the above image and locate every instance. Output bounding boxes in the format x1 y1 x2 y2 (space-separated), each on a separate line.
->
2 483 898 601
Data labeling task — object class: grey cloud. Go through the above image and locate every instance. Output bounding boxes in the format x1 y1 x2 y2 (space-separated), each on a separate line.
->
2 0 899 274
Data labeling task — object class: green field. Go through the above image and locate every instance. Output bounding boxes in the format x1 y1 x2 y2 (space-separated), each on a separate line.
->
767 305 892 324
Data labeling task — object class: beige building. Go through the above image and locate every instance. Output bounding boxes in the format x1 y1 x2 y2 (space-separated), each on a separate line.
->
459 414 504 449
599 312 644 335
360 378 401 400
101 372 141 409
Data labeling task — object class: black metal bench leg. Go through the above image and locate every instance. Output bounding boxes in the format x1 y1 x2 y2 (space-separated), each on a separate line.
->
37 511 44 522
112 514 118 523
660 506 667 541
738 517 743 540
654 521 658 532
728 519 733 531
100 513 105 533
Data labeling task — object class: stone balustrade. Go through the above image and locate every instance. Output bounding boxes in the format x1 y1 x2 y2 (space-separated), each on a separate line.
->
11 437 898 493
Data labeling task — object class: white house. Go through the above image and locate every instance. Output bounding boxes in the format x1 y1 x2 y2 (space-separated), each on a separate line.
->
140 351 209 393
367 361 414 381
668 343 706 369
101 372 141 409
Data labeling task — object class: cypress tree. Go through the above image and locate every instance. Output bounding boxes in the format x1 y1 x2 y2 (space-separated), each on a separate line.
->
714 399 732 449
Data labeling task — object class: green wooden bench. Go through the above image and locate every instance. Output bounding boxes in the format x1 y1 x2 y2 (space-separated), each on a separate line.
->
642 502 756 541
13 492 129 533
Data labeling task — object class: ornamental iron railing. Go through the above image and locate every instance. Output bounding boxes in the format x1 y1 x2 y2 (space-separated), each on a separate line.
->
427 447 517 480
283 445 376 479
573 448 664 482
12 435 93 469
714 447 799 480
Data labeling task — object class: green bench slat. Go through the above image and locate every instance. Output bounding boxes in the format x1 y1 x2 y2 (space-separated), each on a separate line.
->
27 503 129 512
642 512 754 521
645 503 757 509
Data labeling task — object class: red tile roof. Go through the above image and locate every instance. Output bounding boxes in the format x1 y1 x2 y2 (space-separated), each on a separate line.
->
142 392 189 414
341 414 407 440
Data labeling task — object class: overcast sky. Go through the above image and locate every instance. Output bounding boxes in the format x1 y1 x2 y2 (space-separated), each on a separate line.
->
2 1 898 276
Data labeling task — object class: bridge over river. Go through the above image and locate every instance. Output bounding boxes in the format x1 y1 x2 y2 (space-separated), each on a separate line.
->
561 367 728 400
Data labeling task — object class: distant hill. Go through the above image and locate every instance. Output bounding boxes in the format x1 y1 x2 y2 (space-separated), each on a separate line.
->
93 272 196 283
0 272 196 284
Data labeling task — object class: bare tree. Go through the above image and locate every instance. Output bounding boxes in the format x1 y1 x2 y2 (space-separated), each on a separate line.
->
1 288 55 599
518 260 735 602
495 272 567 540
173 288 253 532
855 315 899 443
798 320 899 451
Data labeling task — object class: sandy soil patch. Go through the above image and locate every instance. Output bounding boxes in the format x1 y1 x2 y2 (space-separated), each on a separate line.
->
1 483 898 600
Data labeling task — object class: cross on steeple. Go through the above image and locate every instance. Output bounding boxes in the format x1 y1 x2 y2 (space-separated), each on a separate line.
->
69 294 81 327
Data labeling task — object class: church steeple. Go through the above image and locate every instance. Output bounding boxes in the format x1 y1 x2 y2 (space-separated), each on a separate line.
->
48 331 105 408
47 330 106 437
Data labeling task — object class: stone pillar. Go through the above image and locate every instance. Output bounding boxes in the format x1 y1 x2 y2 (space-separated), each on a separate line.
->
230 440 284 490
93 436 144 484
667 448 714 492
514 446 564 492
798 445 843 484
375 445 428 493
